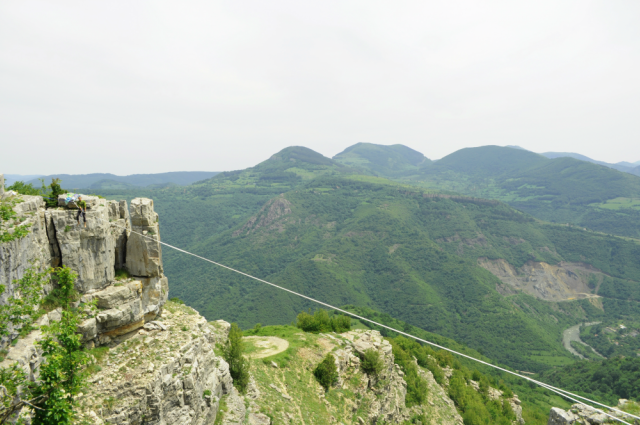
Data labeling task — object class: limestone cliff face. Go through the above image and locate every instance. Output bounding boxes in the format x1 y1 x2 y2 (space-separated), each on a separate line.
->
0 193 170 349
0 191 237 424
75 303 234 425
0 195 52 306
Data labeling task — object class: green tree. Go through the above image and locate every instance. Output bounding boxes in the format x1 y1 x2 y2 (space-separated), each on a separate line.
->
39 178 65 208
31 267 88 425
296 309 351 333
0 266 51 341
222 323 250 393
6 181 41 196
313 354 338 391
361 348 384 376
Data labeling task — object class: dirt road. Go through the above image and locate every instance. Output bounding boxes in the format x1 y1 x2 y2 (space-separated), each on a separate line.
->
562 322 603 359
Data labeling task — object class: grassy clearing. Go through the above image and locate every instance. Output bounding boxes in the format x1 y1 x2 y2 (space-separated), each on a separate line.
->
593 197 640 210
243 325 308 368
245 325 334 423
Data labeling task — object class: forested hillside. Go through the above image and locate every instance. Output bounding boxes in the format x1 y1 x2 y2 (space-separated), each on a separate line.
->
334 144 640 239
82 145 640 375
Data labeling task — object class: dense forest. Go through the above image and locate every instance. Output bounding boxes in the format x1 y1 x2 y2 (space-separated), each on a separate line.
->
333 144 640 239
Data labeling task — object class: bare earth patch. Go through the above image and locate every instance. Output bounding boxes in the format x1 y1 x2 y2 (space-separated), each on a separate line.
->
244 336 289 358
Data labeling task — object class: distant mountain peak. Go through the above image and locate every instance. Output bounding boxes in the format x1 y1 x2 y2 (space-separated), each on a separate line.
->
333 142 430 176
266 146 333 166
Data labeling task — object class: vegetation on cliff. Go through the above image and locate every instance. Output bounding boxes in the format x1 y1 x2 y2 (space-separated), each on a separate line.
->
221 323 250 393
0 267 89 424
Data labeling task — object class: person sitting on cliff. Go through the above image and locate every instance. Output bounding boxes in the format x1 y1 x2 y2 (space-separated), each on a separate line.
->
76 195 87 228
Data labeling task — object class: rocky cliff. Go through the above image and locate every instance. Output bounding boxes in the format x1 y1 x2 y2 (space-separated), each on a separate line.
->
1 192 169 349
0 189 237 424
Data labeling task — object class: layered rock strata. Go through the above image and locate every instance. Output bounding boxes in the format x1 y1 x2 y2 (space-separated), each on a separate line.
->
75 302 234 425
1 192 238 424
0 193 169 348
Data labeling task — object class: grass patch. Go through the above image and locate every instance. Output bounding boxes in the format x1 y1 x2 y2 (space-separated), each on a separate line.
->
213 395 228 425
114 268 131 281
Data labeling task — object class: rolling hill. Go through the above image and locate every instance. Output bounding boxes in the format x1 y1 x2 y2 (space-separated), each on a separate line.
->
332 143 430 176
541 151 640 176
333 144 640 239
26 171 219 189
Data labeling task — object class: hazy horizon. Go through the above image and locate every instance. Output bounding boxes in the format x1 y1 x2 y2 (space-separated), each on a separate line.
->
3 142 640 179
2 1 640 175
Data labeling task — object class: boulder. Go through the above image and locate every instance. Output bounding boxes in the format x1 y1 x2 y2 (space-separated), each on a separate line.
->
96 299 144 332
92 281 140 309
77 318 97 341
548 407 578 425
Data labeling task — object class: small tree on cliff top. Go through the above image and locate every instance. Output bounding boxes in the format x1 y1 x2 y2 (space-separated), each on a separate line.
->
222 323 250 393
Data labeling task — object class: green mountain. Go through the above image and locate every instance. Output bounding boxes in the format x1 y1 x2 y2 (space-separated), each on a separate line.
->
541 151 640 176
332 143 430 176
335 144 640 239
426 145 548 177
88 145 640 375
418 146 640 238
196 146 360 191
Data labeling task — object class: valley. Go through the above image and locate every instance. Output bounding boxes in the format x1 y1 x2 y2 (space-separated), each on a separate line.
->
89 146 640 376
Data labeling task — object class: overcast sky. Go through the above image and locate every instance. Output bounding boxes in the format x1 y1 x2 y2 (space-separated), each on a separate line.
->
2 1 640 175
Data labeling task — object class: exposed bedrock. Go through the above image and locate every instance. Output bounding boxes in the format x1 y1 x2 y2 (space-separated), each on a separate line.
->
478 258 602 302
0 193 168 348
126 197 163 278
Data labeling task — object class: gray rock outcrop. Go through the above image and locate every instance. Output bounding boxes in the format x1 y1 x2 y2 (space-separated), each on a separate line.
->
0 195 52 346
126 197 163 277
1 190 234 424
75 303 235 425
548 402 638 425
1 193 168 350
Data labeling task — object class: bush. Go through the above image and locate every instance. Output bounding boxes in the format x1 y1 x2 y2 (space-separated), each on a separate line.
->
361 348 384 376
313 354 339 390
296 308 351 333
388 338 429 406
222 323 250 393
170 297 185 304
